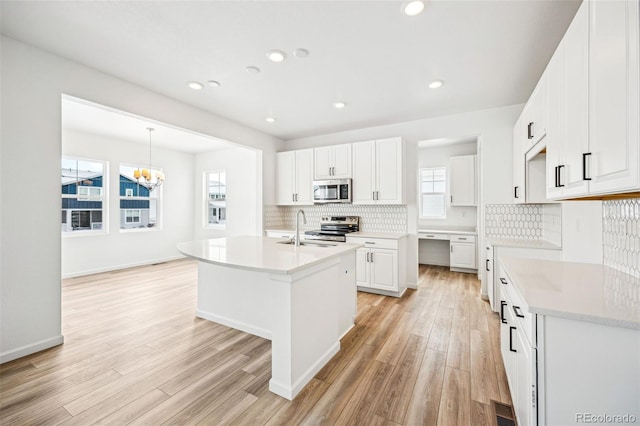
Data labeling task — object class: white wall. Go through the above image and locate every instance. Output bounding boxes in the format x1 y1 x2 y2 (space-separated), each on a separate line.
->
418 141 478 228
62 130 194 277
0 36 282 363
285 104 522 292
194 147 260 240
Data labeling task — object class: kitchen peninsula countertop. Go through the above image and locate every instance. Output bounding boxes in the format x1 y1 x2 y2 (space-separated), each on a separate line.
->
500 255 640 330
347 231 408 239
178 236 361 275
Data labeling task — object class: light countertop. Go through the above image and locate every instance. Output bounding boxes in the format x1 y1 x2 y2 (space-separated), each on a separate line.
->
487 237 562 250
418 226 476 235
500 256 640 330
347 231 408 240
178 236 361 275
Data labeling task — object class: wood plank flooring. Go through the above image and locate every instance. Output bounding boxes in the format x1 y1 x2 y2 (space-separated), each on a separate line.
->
0 260 512 425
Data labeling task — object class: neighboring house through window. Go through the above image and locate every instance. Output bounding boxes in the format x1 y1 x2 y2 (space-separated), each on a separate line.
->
119 164 161 230
206 171 226 226
420 167 447 219
61 157 107 233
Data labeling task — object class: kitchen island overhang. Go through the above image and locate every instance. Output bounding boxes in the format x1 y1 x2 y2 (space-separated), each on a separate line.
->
177 236 360 400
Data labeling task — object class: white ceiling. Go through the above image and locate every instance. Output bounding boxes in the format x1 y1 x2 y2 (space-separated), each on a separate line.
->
62 96 234 153
2 0 581 141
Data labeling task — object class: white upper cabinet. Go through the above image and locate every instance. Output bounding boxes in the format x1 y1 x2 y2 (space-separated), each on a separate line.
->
513 116 526 204
314 144 352 179
276 149 313 205
588 0 639 195
450 154 477 206
522 74 548 149
546 0 590 200
352 137 404 204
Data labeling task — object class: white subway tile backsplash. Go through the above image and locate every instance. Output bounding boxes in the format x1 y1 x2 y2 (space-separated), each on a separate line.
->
603 198 640 279
264 204 408 233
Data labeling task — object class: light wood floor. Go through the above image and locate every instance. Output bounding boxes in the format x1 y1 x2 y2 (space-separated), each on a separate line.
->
0 260 511 425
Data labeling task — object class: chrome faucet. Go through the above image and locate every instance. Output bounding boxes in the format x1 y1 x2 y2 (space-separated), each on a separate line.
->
295 209 307 247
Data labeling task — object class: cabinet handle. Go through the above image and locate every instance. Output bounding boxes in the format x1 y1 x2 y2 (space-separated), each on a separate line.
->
370 252 374 263
485 259 490 272
513 305 525 318
376 191 379 200
500 301 507 324
514 186 519 199
558 165 565 187
509 326 517 352
365 241 376 245
458 237 467 241
292 194 295 202
450 245 453 253
366 252 370 262
582 153 592 181
500 277 507 285
554 165 559 188
426 235 435 238
527 122 534 140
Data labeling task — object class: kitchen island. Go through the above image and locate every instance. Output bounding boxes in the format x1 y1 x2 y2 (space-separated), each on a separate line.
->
177 236 360 400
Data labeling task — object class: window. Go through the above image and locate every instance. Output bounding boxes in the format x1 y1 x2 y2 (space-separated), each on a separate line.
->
119 164 161 230
420 167 447 219
205 171 226 227
61 157 107 233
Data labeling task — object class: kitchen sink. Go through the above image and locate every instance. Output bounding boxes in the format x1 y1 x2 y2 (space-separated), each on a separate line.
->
277 240 337 248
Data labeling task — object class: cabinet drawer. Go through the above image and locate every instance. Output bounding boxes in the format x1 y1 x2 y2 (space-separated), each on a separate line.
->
346 236 398 250
450 234 476 243
419 232 449 240
498 269 534 347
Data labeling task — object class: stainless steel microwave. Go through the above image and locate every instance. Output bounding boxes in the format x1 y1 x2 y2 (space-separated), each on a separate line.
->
313 179 351 204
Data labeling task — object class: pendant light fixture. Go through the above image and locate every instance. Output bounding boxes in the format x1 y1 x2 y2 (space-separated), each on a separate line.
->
133 127 165 190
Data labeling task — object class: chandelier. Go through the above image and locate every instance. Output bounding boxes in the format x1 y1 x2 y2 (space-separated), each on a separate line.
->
133 127 165 190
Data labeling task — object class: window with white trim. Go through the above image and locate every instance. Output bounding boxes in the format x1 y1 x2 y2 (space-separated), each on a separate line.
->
205 171 226 227
61 157 107 234
419 167 447 219
119 164 161 230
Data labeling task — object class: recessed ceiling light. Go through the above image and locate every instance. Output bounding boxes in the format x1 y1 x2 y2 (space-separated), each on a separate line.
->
187 81 204 90
267 50 287 63
246 66 261 74
404 0 425 16
207 80 221 88
293 48 310 58
429 80 443 89
333 101 347 109
265 117 276 123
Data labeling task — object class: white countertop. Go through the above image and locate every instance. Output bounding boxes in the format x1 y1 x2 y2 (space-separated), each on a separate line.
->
178 236 360 275
500 256 640 330
488 237 562 250
347 231 408 240
418 226 476 235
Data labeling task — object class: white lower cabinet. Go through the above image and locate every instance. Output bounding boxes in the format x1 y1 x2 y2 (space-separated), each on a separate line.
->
347 235 407 297
498 262 640 426
450 235 476 271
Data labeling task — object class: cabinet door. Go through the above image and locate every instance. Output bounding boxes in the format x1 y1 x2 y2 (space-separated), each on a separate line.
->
450 242 476 269
588 0 640 194
513 116 526 204
352 141 376 204
313 146 332 180
370 248 398 291
516 330 537 426
561 0 590 198
355 248 371 288
277 151 295 205
295 149 314 205
450 155 476 206
332 144 352 178
376 137 403 204
546 45 565 200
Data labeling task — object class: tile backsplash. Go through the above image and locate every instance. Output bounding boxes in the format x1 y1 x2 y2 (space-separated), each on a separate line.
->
264 204 408 233
485 204 544 240
603 198 640 279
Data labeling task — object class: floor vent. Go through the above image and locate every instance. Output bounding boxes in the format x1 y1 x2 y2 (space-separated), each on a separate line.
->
490 400 516 426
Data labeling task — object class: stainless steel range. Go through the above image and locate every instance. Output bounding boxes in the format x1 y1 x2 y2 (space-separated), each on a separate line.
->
304 216 359 242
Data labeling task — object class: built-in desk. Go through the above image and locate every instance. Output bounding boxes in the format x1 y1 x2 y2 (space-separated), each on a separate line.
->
418 227 477 272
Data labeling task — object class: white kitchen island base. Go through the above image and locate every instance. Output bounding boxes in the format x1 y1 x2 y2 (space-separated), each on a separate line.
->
178 237 358 401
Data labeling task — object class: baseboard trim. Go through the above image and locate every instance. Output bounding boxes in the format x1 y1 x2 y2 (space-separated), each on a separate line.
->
196 309 272 340
62 255 186 279
1 335 64 364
